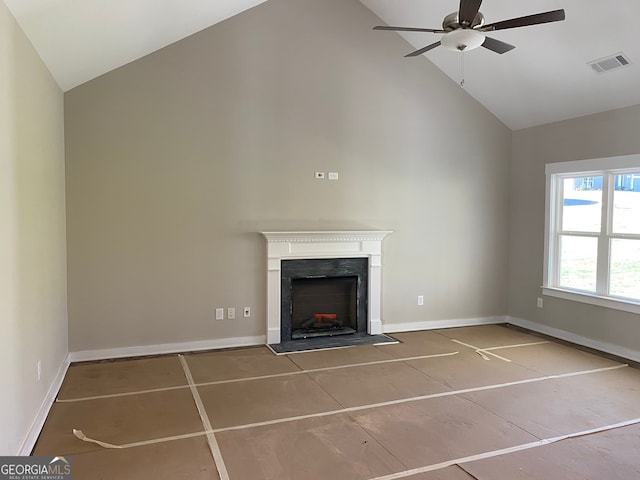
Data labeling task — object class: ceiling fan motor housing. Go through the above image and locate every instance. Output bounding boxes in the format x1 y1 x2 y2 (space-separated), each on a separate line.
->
442 11 485 30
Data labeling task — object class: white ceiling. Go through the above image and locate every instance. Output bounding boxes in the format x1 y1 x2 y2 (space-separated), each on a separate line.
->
3 0 268 92
361 0 640 129
5 0 640 130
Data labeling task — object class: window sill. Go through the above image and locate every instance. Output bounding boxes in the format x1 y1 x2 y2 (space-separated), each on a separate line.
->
542 287 640 315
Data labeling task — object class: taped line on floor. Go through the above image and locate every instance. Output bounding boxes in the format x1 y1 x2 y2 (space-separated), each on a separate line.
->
58 385 190 403
57 351 460 403
366 416 640 480
451 339 513 362
210 364 627 434
55 338 558 404
483 341 550 351
71 364 628 450
73 429 214 450
179 354 230 480
72 429 122 449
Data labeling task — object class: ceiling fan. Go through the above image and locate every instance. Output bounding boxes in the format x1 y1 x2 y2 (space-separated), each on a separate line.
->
374 0 565 57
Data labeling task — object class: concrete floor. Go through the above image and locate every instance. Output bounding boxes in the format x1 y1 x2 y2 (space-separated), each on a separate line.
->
34 325 640 479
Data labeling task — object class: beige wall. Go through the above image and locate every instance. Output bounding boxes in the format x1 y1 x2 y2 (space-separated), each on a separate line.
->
0 1 67 455
65 0 511 352
509 104 640 354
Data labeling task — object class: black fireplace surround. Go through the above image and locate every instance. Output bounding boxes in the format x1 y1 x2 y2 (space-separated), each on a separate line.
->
280 258 368 342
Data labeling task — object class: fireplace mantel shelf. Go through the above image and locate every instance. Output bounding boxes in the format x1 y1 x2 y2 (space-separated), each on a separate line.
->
261 231 393 243
260 230 392 344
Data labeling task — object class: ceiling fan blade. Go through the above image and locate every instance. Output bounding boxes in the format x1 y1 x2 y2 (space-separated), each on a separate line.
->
405 41 441 57
481 9 565 31
458 0 483 26
481 36 515 54
373 25 445 33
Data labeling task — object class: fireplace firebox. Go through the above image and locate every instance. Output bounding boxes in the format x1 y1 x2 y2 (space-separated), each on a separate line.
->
280 258 368 342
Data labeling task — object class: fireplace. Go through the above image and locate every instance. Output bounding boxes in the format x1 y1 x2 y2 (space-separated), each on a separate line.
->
281 258 368 341
261 231 392 345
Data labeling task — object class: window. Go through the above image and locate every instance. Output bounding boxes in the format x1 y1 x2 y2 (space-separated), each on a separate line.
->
543 155 640 313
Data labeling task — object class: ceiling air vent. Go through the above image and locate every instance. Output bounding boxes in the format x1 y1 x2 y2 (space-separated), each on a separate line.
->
588 53 632 73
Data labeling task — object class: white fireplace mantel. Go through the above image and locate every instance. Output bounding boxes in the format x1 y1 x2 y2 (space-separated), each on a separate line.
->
260 230 392 344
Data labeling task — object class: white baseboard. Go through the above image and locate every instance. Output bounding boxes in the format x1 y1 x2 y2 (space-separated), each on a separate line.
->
382 316 507 334
508 316 640 363
18 353 70 456
69 335 267 363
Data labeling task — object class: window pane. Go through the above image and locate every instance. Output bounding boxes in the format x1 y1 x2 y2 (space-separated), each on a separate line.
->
612 174 640 234
559 235 598 291
562 177 602 232
610 239 640 300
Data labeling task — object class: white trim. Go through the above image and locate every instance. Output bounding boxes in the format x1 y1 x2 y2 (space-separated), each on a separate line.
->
382 316 506 334
545 154 640 175
542 170 555 286
18 354 71 455
544 155 640 300
542 287 640 315
260 231 393 244
69 335 266 363
508 316 640 363
261 230 392 344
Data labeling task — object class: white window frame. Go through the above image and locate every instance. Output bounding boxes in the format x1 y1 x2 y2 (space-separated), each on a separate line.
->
543 154 640 315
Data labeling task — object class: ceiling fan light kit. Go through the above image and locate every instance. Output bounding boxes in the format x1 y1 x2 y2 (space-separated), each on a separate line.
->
441 28 485 52
374 0 565 57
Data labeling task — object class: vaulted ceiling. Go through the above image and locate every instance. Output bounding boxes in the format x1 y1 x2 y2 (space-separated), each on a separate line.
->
5 0 640 130
362 0 640 129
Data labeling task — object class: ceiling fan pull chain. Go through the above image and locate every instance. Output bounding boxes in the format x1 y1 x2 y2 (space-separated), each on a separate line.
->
460 52 465 88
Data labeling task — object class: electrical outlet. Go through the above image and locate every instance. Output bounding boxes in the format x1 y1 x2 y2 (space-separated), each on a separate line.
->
537 297 544 308
37 361 41 382
417 295 424 306
228 307 235 320
215 308 224 320
243 307 251 318
328 172 339 180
